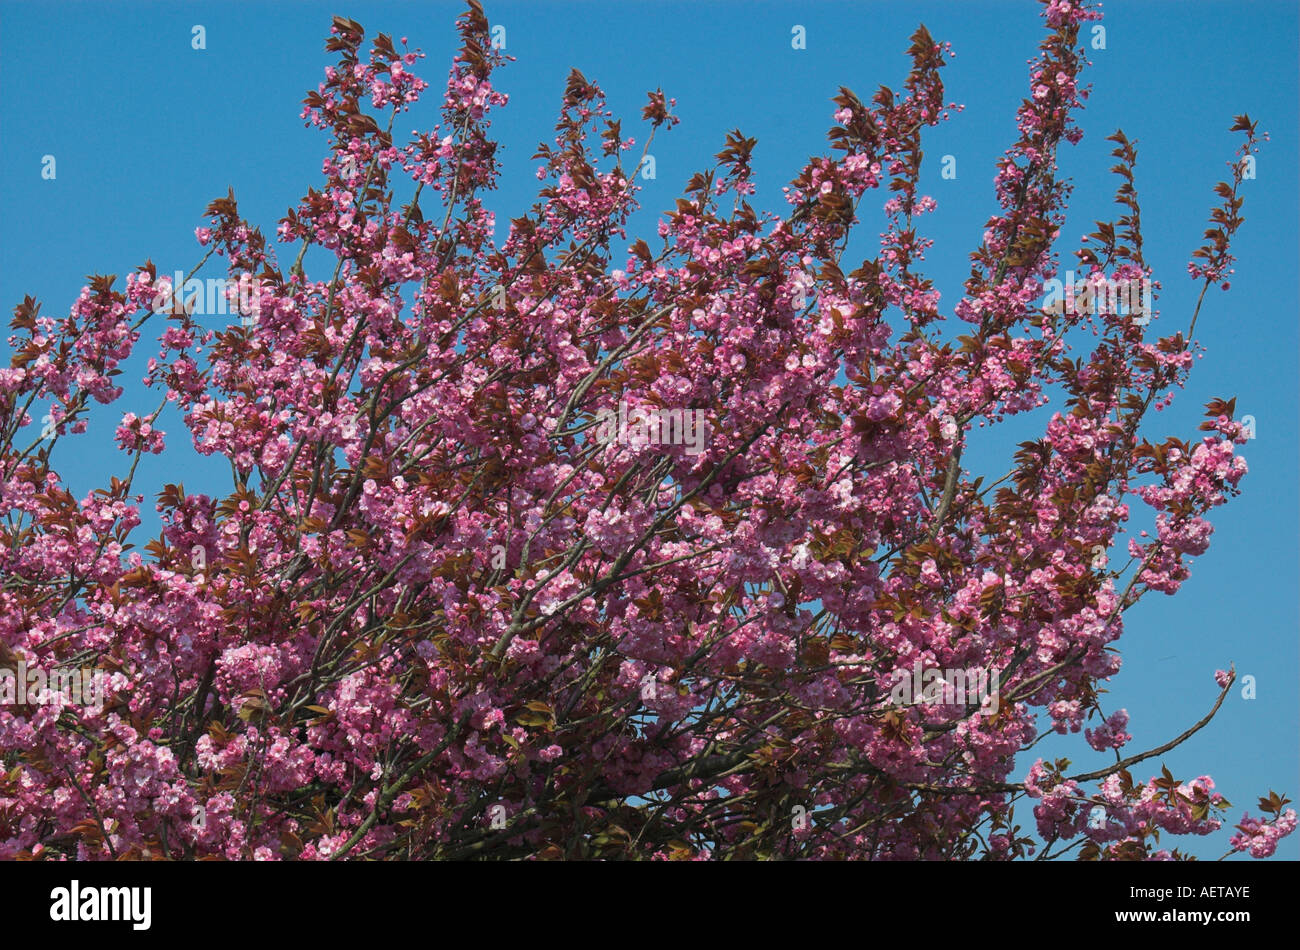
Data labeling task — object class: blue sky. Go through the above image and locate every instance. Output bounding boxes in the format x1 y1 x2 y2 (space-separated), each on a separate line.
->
1 0 1295 859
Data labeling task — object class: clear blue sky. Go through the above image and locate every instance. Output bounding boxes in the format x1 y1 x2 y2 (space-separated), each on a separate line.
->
1 0 1295 859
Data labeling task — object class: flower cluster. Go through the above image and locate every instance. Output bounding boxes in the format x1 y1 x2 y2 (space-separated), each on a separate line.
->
0 1 1288 862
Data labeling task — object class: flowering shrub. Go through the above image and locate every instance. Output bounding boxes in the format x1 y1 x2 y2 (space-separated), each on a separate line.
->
0 1 1292 861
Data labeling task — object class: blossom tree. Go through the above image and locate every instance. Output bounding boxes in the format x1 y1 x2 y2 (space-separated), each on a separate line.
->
1 0 1293 861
